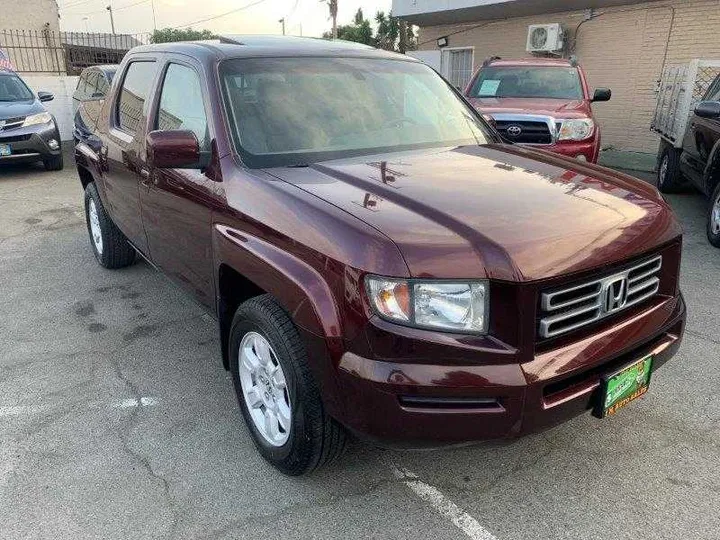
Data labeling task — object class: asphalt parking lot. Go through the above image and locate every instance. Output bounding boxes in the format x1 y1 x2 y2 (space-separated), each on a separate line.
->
1 151 719 540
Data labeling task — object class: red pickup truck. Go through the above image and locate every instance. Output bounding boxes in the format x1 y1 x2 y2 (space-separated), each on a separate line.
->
74 37 684 475
464 57 611 163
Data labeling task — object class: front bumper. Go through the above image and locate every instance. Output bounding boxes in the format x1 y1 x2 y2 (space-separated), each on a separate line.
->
335 293 685 448
530 138 600 163
0 122 62 164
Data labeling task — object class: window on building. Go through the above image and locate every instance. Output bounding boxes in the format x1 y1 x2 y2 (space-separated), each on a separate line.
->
442 48 474 91
155 63 209 150
116 61 156 134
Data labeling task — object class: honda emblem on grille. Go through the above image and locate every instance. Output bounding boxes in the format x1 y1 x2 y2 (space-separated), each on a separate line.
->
603 276 628 314
507 125 522 137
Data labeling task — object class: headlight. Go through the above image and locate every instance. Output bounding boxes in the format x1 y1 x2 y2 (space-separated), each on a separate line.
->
22 112 53 127
365 276 489 333
558 118 594 141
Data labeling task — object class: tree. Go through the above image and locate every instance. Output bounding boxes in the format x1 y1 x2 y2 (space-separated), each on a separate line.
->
150 28 216 44
374 11 416 52
322 8 373 46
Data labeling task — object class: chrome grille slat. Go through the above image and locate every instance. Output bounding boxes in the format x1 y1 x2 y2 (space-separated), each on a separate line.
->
539 255 663 339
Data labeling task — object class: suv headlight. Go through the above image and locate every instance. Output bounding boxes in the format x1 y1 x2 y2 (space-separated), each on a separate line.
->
23 112 53 127
365 276 489 334
558 118 594 141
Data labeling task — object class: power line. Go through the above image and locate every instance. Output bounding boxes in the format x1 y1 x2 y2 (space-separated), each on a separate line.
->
176 0 268 28
65 0 150 17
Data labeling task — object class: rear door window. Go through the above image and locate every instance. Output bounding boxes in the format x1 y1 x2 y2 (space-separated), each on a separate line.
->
155 63 209 150
116 61 157 134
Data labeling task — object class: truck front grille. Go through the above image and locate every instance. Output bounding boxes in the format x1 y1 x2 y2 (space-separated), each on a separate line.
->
538 255 662 339
495 120 553 145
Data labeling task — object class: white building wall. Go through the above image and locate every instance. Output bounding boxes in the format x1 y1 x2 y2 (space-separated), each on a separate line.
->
1 0 60 32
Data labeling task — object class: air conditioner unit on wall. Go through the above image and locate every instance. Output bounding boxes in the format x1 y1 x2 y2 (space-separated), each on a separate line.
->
526 23 564 53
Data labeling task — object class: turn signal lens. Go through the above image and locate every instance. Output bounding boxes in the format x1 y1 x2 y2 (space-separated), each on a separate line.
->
366 278 411 322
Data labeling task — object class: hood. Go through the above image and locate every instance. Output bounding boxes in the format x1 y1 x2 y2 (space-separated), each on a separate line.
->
267 144 680 282
0 99 44 120
468 97 592 119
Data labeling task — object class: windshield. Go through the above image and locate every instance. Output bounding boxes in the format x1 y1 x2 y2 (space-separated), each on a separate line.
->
468 66 584 100
220 57 491 167
0 74 34 102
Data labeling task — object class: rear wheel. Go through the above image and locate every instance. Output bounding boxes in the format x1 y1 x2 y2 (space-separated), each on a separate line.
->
43 153 64 171
707 181 720 248
657 143 684 193
229 294 347 475
84 182 136 268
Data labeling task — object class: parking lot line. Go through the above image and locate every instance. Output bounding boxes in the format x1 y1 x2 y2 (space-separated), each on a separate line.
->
392 465 499 540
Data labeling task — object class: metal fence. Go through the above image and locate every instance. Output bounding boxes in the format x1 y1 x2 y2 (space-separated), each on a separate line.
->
0 29 150 75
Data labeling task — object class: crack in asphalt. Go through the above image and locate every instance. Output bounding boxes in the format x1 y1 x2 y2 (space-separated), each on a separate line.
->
199 473 405 539
109 351 180 540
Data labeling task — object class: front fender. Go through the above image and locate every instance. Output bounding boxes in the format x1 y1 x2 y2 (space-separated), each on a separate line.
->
214 224 348 419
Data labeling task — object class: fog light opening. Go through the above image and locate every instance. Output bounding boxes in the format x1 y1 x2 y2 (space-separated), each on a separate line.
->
576 154 587 162
47 139 60 150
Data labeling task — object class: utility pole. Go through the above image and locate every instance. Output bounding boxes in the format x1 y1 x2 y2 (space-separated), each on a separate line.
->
106 4 116 35
150 0 157 31
279 17 285 35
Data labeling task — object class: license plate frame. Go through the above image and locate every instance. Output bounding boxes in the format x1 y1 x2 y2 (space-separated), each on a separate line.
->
0 144 11 156
594 355 654 418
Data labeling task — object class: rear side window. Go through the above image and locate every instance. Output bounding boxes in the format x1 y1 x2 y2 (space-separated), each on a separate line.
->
155 63 209 150
75 72 89 97
85 71 100 98
117 61 157 134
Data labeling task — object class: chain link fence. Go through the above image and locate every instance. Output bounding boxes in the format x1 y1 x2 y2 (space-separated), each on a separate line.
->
0 29 150 75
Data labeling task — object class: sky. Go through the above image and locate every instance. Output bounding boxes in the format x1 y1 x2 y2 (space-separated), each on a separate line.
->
58 0 394 37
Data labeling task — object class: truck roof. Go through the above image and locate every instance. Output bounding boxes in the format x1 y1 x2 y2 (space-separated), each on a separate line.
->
128 35 414 62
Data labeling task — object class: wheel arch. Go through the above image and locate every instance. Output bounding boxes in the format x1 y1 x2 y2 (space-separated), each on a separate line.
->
214 224 343 371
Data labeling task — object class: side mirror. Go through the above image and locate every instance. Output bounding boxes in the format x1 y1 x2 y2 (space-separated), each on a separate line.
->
146 130 206 169
591 88 611 103
695 101 720 119
38 91 54 102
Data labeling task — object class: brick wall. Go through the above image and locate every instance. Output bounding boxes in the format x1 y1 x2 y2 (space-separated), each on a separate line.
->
417 0 720 155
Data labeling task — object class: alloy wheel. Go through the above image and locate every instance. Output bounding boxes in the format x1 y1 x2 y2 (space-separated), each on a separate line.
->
238 331 291 447
88 199 103 255
712 191 720 236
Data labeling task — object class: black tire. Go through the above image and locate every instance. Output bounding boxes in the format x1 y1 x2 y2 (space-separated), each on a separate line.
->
84 182 136 269
657 143 684 193
229 294 346 475
43 153 64 171
707 181 720 248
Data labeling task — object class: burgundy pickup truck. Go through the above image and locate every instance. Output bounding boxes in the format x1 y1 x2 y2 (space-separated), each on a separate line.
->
74 36 685 476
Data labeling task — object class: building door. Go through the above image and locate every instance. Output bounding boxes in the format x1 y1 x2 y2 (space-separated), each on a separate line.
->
441 48 474 90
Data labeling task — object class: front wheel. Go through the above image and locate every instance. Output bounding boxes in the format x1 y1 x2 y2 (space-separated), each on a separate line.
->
707 182 720 248
229 294 346 475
